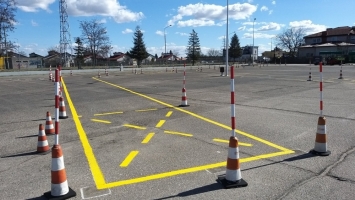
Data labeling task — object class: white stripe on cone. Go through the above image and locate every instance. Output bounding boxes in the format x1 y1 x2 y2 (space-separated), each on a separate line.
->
51 156 65 171
37 141 49 147
51 180 69 196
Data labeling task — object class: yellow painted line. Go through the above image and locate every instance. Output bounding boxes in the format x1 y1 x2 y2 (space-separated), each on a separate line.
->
156 120 166 128
91 119 112 124
164 130 193 137
136 108 158 112
123 124 146 130
142 132 155 144
213 138 253 147
94 111 123 116
61 78 106 188
102 150 294 188
92 77 293 152
166 111 173 117
119 151 139 167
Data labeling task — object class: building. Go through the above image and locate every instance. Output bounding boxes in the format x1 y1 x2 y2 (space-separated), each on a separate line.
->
298 26 355 63
239 46 258 62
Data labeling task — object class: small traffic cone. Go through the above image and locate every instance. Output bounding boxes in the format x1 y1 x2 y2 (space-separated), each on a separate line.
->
70 70 72 76
310 116 331 156
307 68 312 81
98 71 101 78
59 97 69 119
45 112 55 135
218 136 248 188
49 71 53 81
338 67 343 79
44 144 76 199
179 88 189 107
37 124 50 154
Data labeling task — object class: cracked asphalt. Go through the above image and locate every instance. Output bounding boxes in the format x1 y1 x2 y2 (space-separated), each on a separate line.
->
0 64 354 200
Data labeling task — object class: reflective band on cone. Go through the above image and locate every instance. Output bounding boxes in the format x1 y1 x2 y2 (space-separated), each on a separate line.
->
59 97 68 119
45 112 55 135
37 124 50 154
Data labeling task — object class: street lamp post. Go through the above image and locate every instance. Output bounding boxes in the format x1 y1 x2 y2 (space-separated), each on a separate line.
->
225 0 229 76
252 18 256 66
164 25 172 55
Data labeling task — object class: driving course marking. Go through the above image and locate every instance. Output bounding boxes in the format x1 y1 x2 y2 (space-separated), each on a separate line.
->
91 119 111 124
142 132 155 144
166 111 173 117
123 124 146 130
136 108 158 112
94 111 124 116
164 130 193 137
213 138 253 147
155 120 166 128
119 151 139 168
62 77 295 189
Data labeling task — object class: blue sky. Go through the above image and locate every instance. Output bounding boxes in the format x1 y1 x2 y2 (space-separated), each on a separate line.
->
10 0 355 57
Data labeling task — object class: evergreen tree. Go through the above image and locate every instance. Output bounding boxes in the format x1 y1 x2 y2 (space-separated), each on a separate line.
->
155 53 158 60
229 33 242 61
186 29 201 66
74 37 85 68
129 26 148 67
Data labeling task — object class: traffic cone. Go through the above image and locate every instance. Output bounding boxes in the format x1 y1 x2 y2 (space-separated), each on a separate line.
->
310 116 331 156
49 71 53 81
70 70 72 76
37 124 50 154
45 112 55 135
59 97 69 119
179 88 189 107
44 144 76 199
338 67 343 79
307 68 312 81
218 136 248 188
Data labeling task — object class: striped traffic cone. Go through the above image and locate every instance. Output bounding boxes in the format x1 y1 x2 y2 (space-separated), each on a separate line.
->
59 97 69 119
218 136 248 188
37 124 50 154
45 112 55 135
70 70 72 76
310 116 331 156
338 67 343 79
179 88 189 107
98 71 101 78
49 71 53 81
44 144 76 199
307 68 312 81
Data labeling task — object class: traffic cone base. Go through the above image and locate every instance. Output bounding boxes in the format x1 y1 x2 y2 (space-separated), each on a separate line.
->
217 175 248 189
44 187 76 200
309 149 331 156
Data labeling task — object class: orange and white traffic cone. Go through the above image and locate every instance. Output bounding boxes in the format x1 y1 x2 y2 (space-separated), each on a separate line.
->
45 112 55 135
307 68 312 81
179 88 189 107
44 145 76 199
37 124 50 154
310 116 331 156
59 97 68 119
218 136 248 188
49 71 53 81
338 67 343 79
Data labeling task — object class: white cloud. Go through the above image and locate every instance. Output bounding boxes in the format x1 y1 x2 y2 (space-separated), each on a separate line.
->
269 10 273 15
257 22 284 31
16 0 55 12
247 0 253 3
272 1 276 5
289 20 327 34
156 30 164 36
168 3 257 27
175 32 189 36
31 20 38 26
122 28 133 34
238 26 246 31
260 6 268 12
243 32 275 39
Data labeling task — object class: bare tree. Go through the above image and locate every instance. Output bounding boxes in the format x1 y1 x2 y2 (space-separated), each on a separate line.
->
0 0 17 50
79 19 110 66
207 48 221 57
276 27 305 57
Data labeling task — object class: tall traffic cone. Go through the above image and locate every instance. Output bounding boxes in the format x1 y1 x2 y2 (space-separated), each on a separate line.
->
59 97 69 119
338 67 343 79
44 145 76 199
218 136 248 188
70 70 72 76
307 68 312 81
310 116 331 156
37 124 50 154
45 112 55 135
179 88 189 107
49 71 53 81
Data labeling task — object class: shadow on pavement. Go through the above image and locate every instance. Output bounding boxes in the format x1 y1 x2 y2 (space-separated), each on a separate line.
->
16 134 38 138
1 150 50 158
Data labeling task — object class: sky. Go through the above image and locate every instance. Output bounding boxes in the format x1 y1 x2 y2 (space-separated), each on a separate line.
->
9 0 355 57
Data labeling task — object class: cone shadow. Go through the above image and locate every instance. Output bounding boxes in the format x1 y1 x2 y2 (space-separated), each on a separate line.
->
155 183 223 200
1 150 51 158
16 134 38 139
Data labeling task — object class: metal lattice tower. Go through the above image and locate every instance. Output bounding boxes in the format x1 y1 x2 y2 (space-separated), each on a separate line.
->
59 0 72 67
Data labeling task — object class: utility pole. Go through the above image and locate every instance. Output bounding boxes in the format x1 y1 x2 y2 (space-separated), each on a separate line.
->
225 0 229 76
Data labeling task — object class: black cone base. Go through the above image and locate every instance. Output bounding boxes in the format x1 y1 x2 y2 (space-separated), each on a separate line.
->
217 175 248 189
178 104 190 107
59 116 69 119
44 187 76 200
309 149 331 156
307 79 312 81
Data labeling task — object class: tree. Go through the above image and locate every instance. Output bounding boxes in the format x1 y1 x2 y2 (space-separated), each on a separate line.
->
186 29 201 66
229 33 242 61
155 53 158 60
79 19 110 65
74 37 85 68
128 26 148 67
207 49 221 57
276 27 305 57
0 0 17 55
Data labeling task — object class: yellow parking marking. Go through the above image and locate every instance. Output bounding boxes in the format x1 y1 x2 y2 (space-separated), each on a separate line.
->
142 132 155 144
136 108 158 112
120 151 139 167
156 120 166 128
164 130 193 137
123 124 146 130
166 111 173 117
94 111 123 116
91 119 111 124
213 138 253 147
